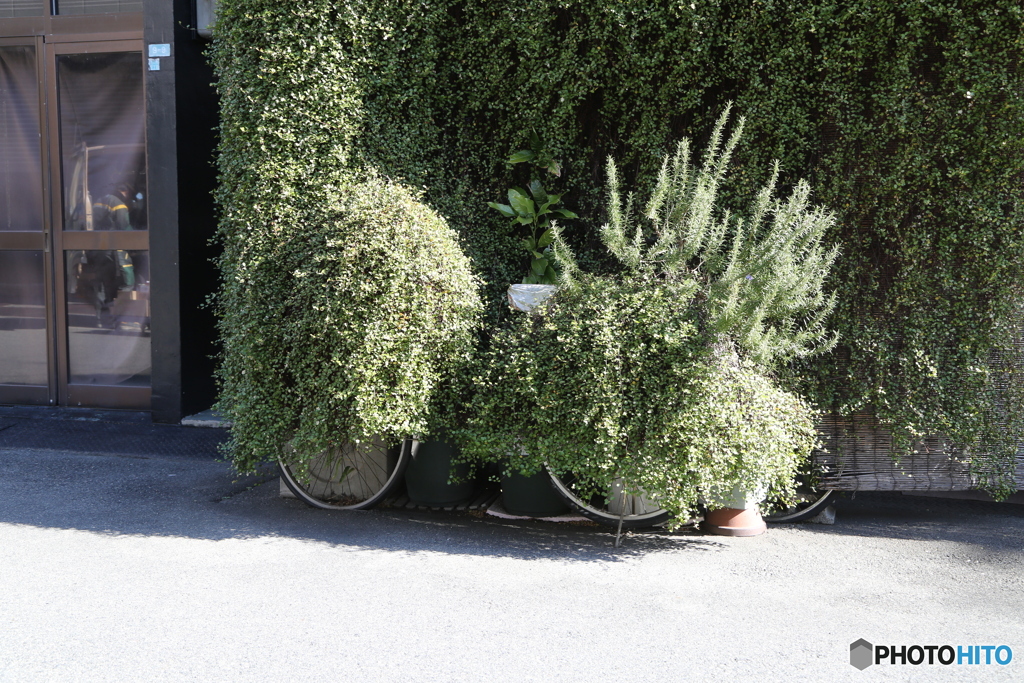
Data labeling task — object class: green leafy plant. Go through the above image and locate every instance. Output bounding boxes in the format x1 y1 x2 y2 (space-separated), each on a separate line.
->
507 131 562 178
459 268 820 528
488 134 577 284
214 173 483 473
460 111 835 525
564 106 840 368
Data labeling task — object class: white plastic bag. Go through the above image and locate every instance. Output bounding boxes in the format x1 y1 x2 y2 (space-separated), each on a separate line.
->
507 284 556 313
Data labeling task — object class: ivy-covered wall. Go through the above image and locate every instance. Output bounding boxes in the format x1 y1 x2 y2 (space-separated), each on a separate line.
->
213 0 1024 483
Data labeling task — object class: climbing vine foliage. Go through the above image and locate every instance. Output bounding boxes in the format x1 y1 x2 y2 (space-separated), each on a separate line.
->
212 1 1024 489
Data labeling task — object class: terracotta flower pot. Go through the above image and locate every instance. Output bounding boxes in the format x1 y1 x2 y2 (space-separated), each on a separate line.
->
701 484 767 537
702 507 767 536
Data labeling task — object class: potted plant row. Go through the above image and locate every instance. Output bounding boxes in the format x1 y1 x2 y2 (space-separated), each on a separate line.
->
459 107 838 534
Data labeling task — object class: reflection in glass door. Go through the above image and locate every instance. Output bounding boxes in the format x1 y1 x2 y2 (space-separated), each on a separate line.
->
0 42 51 404
55 48 151 395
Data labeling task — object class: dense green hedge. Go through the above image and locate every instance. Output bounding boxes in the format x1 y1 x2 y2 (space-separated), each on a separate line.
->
213 1 1024 487
213 172 482 472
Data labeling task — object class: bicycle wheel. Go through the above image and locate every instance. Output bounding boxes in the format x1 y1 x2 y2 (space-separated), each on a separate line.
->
764 486 837 523
548 471 672 528
280 437 413 510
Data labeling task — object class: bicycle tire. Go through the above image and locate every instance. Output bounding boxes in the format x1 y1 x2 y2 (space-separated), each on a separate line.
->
280 437 413 511
548 471 672 528
764 487 838 523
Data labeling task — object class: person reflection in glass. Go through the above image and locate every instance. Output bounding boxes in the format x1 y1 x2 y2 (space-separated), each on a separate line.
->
75 183 137 327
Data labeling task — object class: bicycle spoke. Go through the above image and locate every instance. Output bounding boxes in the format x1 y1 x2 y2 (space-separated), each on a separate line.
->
280 437 412 511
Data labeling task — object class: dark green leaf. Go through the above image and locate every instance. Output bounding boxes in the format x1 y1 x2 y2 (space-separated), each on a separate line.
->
508 150 535 164
528 179 547 203
508 189 535 218
487 202 516 218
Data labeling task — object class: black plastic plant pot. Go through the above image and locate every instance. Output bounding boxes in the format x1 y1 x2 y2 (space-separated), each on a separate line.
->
501 470 569 517
404 440 475 506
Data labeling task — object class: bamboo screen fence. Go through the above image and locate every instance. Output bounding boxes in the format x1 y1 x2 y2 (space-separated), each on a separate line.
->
814 413 1024 492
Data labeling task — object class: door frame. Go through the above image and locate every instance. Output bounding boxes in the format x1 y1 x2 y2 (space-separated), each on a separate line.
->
46 38 150 409
0 36 151 409
1 4 193 422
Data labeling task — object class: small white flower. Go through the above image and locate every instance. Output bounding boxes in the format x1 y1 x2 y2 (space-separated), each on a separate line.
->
965 91 973 99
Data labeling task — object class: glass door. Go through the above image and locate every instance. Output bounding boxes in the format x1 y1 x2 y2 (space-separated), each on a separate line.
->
0 38 51 405
48 40 150 408
0 37 149 409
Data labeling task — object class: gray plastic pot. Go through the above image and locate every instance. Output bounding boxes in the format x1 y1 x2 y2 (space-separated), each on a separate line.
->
501 470 569 517
404 440 475 506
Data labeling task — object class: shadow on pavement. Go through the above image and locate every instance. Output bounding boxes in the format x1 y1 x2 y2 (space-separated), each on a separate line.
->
1 409 1022 561
0 445 725 563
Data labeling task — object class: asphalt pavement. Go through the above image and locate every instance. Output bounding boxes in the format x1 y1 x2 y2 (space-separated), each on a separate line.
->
1 408 1022 682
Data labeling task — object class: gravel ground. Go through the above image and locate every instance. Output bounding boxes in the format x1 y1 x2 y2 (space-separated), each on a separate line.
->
1 444 1022 682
